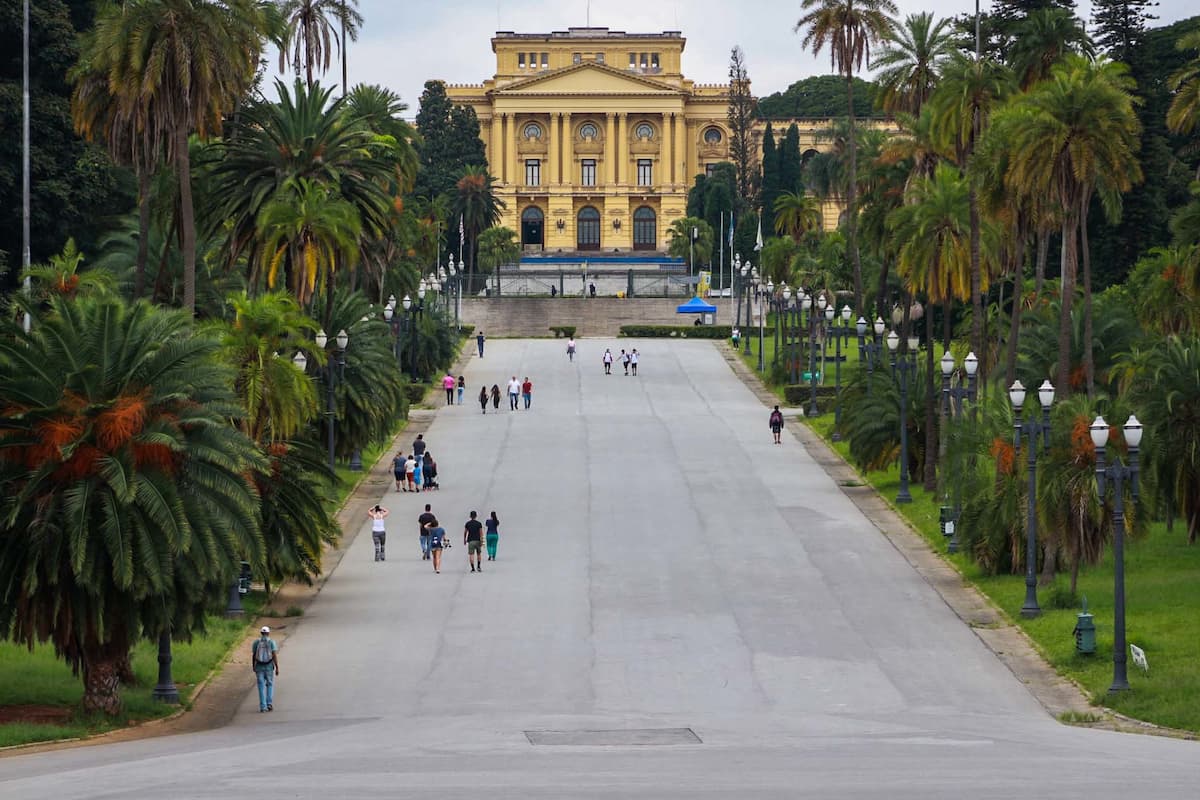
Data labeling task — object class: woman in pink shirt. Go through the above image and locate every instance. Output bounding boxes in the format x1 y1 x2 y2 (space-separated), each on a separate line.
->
442 373 456 405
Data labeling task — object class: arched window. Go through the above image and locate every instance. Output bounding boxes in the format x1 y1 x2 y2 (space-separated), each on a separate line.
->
633 207 656 250
523 122 542 140
521 206 544 248
635 122 655 140
577 207 601 251
704 127 723 144
579 122 599 140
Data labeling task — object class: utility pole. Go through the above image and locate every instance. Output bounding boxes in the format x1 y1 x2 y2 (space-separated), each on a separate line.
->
22 0 32 333
341 1 348 97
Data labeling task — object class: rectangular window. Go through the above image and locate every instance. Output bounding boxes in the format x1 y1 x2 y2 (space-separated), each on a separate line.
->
525 159 541 186
705 163 716 177
582 159 596 187
573 52 582 64
595 52 605 64
640 52 648 69
629 52 636 70
637 159 653 187
518 52 526 69
541 52 549 69
651 53 660 71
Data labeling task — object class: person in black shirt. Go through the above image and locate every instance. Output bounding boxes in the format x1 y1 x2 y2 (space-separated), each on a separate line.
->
417 504 435 560
412 434 426 457
464 511 485 573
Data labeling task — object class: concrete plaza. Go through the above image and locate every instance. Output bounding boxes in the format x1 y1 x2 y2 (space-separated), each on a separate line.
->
1 339 1197 798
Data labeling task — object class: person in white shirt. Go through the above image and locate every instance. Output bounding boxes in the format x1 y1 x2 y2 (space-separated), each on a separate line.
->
567 338 576 361
507 376 521 410
404 455 416 492
368 504 390 561
630 349 640 376
602 348 613 374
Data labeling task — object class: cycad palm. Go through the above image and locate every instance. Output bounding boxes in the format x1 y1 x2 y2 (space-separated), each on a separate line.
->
0 296 262 714
874 12 954 116
795 0 897 314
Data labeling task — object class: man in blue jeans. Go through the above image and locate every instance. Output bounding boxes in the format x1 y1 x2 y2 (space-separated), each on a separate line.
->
252 626 279 712
476 331 485 358
418 504 436 560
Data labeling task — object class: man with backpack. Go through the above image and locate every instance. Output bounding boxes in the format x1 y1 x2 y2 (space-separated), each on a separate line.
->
252 626 279 712
769 405 784 445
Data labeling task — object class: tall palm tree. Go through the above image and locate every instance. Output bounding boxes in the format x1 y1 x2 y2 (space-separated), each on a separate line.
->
451 165 505 291
873 12 955 116
888 163 974 491
997 56 1142 400
773 192 824 242
257 177 363 311
91 0 269 314
1007 8 1095 90
278 0 363 88
344 84 420 193
208 79 401 288
0 296 262 714
1167 31 1200 144
795 0 897 315
928 54 1013 373
668 218 716 270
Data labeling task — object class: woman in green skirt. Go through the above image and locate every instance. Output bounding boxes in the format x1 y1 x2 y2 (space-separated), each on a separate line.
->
485 511 500 561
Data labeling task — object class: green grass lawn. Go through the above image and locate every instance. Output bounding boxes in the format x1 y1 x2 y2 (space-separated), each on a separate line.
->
0 592 266 749
803 412 1200 733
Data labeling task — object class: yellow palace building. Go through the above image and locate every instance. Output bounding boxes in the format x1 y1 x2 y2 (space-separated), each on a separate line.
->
447 27 741 254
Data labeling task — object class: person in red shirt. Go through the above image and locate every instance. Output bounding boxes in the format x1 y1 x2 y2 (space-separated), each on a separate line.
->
521 377 533 409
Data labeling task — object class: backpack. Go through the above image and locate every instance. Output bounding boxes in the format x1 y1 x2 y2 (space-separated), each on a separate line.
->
770 411 784 428
254 638 274 665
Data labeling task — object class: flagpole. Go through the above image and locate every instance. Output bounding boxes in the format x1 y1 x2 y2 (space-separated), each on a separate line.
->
22 0 32 333
718 211 724 295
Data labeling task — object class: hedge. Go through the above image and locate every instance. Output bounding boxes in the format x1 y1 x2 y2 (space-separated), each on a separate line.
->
620 324 775 339
782 384 839 408
403 383 431 404
549 325 576 338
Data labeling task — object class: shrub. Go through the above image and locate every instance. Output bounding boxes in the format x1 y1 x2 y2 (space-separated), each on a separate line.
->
403 382 430 404
549 325 576 338
620 324 775 339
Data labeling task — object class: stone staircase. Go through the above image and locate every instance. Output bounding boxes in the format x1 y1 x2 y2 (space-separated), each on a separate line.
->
458 297 736 337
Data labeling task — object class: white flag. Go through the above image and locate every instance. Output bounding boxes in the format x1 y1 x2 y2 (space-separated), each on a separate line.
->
754 215 764 252
459 215 465 249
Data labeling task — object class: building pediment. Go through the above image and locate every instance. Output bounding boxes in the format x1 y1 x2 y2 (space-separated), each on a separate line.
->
494 62 684 97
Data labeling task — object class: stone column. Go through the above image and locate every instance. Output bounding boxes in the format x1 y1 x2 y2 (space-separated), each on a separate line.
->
548 113 560 185
674 112 687 186
605 112 616 186
617 112 628 186
489 114 503 184
661 112 673 187
505 113 519 188
563 112 574 187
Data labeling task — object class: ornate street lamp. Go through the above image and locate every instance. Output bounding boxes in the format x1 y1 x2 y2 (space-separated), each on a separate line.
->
1091 414 1142 692
888 330 917 503
829 304 853 440
1011 378 1054 618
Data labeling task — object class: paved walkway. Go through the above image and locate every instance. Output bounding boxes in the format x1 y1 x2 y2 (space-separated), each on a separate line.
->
1 339 1197 798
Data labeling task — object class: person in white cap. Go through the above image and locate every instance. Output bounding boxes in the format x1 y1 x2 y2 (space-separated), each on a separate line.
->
252 626 279 712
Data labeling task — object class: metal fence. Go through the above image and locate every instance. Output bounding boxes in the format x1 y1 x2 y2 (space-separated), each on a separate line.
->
476 269 695 298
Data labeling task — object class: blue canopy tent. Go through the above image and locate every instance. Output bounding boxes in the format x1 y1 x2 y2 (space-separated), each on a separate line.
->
675 297 717 315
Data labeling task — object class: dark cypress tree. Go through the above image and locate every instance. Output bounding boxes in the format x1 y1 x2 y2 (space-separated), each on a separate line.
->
759 123 781 237
778 124 803 196
1091 0 1158 63
413 81 488 203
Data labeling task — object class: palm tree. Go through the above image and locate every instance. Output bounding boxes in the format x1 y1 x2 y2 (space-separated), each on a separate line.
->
996 56 1142 400
278 0 363 88
476 227 521 277
795 0 897 315
773 192 824 242
91 0 269 314
451 165 505 292
888 163 974 491
0 296 262 714
874 12 955 116
344 84 420 193
21 239 116 300
1167 31 1200 146
928 54 1013 372
1007 8 1095 90
208 80 400 292
667 218 715 269
256 177 363 312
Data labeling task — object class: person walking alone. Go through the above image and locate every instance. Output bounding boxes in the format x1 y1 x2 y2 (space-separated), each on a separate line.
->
769 405 784 445
252 626 279 713
464 511 484 572
368 504 389 561
491 384 501 410
457 375 465 405
567 337 576 361
521 377 533 409
485 511 500 561
603 348 613 374
476 330 486 358
507 376 520 410
418 503 435 559
442 373 456 405
479 385 489 414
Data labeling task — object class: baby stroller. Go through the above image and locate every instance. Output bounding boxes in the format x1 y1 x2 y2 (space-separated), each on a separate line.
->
426 460 440 490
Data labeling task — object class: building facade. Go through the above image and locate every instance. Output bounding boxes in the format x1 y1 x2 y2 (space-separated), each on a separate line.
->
447 28 736 254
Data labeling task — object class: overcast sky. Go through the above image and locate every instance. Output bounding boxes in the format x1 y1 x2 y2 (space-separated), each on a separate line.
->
312 0 1196 115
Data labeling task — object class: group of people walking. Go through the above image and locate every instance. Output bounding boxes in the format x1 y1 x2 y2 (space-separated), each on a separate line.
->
393 434 438 492
478 375 533 413
442 373 467 405
413 504 502 573
601 348 640 376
